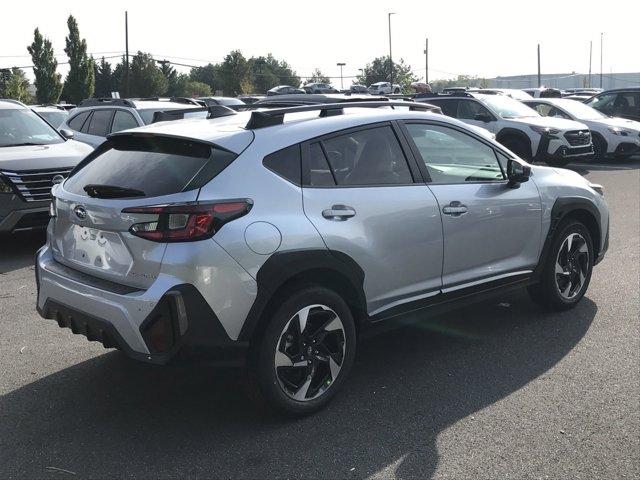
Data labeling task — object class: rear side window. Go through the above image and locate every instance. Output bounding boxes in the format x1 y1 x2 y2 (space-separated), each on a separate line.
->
86 109 113 136
65 136 237 198
111 110 138 133
321 126 413 186
68 111 90 131
263 145 301 185
429 99 458 117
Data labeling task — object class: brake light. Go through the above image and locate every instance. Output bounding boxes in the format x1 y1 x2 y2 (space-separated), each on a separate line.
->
122 200 252 242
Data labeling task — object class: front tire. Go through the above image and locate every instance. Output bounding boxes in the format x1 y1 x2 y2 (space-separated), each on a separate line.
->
253 286 357 415
501 136 532 161
592 134 608 160
528 220 594 311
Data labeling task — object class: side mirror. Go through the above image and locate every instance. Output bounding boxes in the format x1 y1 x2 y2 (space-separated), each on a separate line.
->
507 159 531 186
474 112 493 122
60 128 74 140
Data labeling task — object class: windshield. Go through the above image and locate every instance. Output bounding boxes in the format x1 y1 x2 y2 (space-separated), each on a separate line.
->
554 100 606 120
479 95 540 119
37 110 69 128
218 98 245 106
0 108 64 147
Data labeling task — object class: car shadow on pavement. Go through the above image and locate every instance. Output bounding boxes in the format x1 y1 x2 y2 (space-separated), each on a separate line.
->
0 290 597 479
0 231 45 274
567 156 640 176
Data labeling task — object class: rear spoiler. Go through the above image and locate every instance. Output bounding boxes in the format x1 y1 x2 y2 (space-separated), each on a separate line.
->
151 105 237 123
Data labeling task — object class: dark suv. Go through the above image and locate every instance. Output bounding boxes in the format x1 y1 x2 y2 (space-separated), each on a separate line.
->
585 87 640 122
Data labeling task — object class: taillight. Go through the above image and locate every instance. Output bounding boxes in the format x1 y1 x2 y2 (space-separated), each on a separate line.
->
122 200 252 242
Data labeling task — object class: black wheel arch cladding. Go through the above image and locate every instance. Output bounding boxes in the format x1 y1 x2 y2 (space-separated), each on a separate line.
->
238 249 367 343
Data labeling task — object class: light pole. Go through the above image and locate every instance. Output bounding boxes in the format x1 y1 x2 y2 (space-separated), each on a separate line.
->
337 62 346 90
388 12 395 86
423 38 429 84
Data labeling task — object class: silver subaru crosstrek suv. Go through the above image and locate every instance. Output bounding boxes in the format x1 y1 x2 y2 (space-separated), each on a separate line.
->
36 102 609 415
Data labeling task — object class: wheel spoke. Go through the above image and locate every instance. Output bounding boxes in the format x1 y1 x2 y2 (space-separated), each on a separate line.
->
297 306 312 335
328 356 341 380
562 281 572 297
566 234 574 252
293 377 312 401
555 261 567 276
275 350 293 367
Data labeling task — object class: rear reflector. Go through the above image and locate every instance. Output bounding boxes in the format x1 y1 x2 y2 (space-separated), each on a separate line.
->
123 200 252 242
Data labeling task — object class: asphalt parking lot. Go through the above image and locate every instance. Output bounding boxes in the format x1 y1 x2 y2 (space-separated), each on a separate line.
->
1 159 638 479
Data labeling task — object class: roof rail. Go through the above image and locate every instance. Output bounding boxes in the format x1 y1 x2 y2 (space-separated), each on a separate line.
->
135 97 201 105
0 98 27 107
79 98 135 108
151 104 237 123
245 101 440 130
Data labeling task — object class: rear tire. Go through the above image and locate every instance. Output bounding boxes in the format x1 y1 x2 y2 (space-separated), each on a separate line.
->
528 220 594 311
251 286 357 416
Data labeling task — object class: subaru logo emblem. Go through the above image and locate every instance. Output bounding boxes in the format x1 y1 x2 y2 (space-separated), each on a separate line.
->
52 174 65 185
74 205 87 220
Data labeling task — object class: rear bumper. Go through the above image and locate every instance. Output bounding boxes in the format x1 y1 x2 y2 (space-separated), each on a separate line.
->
35 246 250 366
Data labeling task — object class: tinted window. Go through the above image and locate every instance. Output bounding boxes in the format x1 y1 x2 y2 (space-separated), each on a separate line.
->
86 109 113 136
38 110 68 128
111 110 138 133
406 123 504 183
65 136 237 198
586 93 617 111
263 144 301 185
321 126 413 186
308 142 335 186
429 99 458 116
457 100 491 120
68 111 90 131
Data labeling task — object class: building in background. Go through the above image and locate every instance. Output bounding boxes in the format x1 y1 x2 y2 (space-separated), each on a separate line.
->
485 72 640 90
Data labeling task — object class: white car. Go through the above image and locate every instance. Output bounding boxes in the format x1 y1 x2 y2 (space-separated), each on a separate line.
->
423 93 593 166
523 98 640 159
368 82 401 95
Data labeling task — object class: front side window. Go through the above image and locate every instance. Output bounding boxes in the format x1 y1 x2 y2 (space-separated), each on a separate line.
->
68 111 90 131
320 126 413 186
406 123 505 183
0 108 64 147
585 93 617 111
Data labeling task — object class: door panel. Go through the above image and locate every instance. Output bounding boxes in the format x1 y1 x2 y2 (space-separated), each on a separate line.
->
303 186 443 315
301 124 443 316
428 182 542 287
403 121 542 288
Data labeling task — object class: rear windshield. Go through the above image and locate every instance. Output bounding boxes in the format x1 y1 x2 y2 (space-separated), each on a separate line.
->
64 135 237 198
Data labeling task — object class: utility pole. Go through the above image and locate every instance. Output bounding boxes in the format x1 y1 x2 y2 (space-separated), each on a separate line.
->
588 41 592 88
336 62 346 90
388 13 395 86
423 38 429 84
600 32 603 88
537 44 541 87
124 11 129 98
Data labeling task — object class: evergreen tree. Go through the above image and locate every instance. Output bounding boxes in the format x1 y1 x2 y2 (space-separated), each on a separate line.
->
3 68 32 103
129 52 167 97
27 28 63 104
94 57 115 97
62 15 94 103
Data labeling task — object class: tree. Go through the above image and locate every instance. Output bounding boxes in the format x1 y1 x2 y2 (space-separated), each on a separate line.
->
356 56 418 92
189 63 220 93
128 52 167 97
27 28 62 104
218 50 253 95
305 68 330 85
2 68 32 102
183 80 211 97
94 57 115 97
248 54 300 92
62 15 94 103
429 75 485 92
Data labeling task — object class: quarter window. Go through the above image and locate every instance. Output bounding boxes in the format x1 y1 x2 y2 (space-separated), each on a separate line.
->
406 123 505 183
263 144 302 185
320 126 413 186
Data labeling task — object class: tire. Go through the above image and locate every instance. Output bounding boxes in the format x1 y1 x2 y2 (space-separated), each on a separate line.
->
393 88 400 94
592 134 608 160
501 136 531 161
252 286 357 415
528 220 594 311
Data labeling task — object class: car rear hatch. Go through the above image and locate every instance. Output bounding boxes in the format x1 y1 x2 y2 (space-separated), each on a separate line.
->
50 134 243 289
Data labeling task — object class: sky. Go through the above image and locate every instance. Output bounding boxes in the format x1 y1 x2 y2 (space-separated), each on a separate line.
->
1 0 638 85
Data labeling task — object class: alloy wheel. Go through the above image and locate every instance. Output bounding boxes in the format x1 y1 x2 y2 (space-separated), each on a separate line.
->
554 232 590 299
274 304 346 402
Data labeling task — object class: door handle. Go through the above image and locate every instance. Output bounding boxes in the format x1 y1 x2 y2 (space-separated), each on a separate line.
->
442 202 468 216
322 205 356 220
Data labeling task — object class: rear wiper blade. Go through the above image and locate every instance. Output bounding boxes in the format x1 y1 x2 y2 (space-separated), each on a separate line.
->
84 184 146 198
